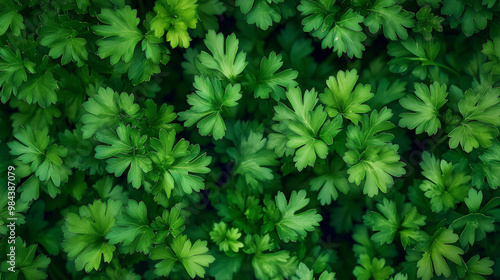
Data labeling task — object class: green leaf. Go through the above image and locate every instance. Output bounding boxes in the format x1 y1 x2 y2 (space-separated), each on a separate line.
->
388 36 441 80
227 131 278 191
8 126 71 187
477 140 500 189
416 228 464 280
345 145 405 197
364 0 414 40
274 87 342 171
143 99 179 134
125 50 161 85
150 0 198 48
93 6 143 64
178 75 242 140
292 263 314 280
38 13 88 67
298 1 366 58
448 87 500 152
483 37 500 75
0 187 28 235
197 30 248 82
451 189 495 247
419 152 470 212
62 200 122 272
0 47 32 103
207 253 244 280
343 108 405 197
344 107 395 150
244 234 297 280
81 87 140 139
363 198 426 248
310 157 350 205
106 200 155 254
317 9 367 59
353 254 394 280
151 204 186 239
151 235 215 278
442 0 492 36
194 0 227 37
0 0 24 37
465 188 483 213
246 52 298 101
292 262 336 280
0 238 50 280
59 129 105 175
319 69 373 124
95 124 152 189
414 5 444 40
368 78 407 109
210 222 244 253
274 190 322 242
399 82 448 136
458 255 494 280
17 72 59 108
236 0 282 30
451 212 494 248
150 129 211 197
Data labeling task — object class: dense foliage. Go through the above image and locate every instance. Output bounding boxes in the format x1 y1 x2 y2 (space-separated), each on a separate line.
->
1 0 500 279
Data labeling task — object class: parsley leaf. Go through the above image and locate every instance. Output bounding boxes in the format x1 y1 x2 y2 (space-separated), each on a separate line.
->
364 0 414 40
150 0 198 48
244 234 297 280
309 157 350 205
151 235 215 278
17 72 59 108
246 51 298 100
236 0 282 30
0 47 34 103
93 6 143 64
399 82 448 136
38 13 89 67
210 221 244 253
62 200 122 272
414 5 444 41
416 228 464 280
298 1 367 58
458 255 494 280
95 124 153 189
483 37 500 75
105 200 155 254
274 87 342 171
363 198 426 248
451 189 495 247
419 152 470 212
442 0 492 36
227 131 278 192
477 140 500 189
292 262 336 280
320 9 366 58
353 254 394 280
0 0 24 37
1 238 50 280
81 87 141 139
343 108 406 197
319 69 373 124
197 30 248 82
178 75 242 140
387 36 441 79
448 86 500 152
274 190 322 242
8 126 71 188
149 129 211 197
